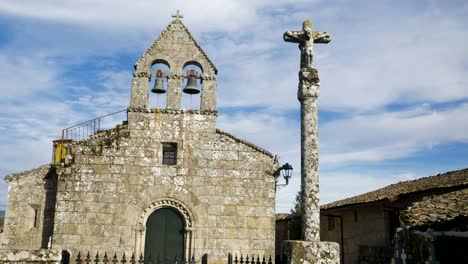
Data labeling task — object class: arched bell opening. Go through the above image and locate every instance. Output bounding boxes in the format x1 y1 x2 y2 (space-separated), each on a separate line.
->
149 61 170 109
181 64 202 110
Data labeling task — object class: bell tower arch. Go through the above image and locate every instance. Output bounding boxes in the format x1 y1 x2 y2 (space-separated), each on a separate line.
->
129 13 218 111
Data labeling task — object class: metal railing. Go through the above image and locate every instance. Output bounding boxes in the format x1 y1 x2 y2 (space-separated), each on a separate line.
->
54 109 128 163
61 109 128 142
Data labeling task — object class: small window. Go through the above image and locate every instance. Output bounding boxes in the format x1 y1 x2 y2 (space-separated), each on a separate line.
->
30 204 40 228
328 216 335 231
33 209 39 228
162 143 177 165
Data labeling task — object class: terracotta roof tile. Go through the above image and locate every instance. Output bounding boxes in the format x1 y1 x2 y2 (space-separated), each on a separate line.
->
402 188 468 228
322 168 468 210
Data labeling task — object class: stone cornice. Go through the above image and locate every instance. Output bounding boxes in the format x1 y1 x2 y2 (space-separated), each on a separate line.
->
128 107 218 116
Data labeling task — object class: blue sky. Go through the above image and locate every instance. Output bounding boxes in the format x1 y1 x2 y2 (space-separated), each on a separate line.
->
0 0 467 212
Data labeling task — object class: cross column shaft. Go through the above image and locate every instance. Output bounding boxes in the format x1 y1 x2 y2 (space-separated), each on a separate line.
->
301 99 320 240
299 68 321 241
284 20 331 242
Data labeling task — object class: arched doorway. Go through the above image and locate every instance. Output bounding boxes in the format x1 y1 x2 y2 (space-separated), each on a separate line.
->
144 208 185 260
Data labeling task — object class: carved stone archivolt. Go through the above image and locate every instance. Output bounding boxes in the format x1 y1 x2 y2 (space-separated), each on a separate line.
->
139 198 193 228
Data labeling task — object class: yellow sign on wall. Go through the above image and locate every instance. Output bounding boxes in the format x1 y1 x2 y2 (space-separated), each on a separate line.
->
55 144 67 164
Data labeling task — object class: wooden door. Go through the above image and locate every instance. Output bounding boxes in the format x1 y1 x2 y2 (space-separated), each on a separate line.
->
145 208 185 261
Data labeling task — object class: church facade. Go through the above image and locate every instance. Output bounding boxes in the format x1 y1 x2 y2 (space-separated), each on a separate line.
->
2 16 279 262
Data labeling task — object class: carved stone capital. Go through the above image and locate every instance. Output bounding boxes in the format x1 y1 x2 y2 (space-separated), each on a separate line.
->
133 224 146 233
298 68 320 100
299 67 320 83
184 227 196 233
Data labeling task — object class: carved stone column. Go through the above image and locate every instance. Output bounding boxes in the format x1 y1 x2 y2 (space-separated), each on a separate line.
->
282 20 340 264
200 76 217 112
166 74 184 110
130 72 151 109
298 67 321 241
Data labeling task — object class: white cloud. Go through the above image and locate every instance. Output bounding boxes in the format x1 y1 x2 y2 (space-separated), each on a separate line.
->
0 0 318 32
321 103 468 165
0 54 60 98
319 4 468 111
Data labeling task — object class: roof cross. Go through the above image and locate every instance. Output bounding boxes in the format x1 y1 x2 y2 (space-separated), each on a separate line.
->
172 10 184 20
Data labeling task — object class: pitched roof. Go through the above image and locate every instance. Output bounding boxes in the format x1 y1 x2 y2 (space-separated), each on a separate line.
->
402 188 468 229
322 168 468 210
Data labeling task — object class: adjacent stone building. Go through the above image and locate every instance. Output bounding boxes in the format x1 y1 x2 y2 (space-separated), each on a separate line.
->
1 16 279 263
320 168 468 264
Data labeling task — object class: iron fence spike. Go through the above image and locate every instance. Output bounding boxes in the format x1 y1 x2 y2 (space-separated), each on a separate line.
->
76 251 82 264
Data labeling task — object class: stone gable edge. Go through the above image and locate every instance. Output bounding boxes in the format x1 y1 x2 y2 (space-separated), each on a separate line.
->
4 163 52 183
135 19 217 74
215 128 274 159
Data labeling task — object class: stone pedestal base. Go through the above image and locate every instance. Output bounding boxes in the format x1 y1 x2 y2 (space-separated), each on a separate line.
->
282 240 340 264
0 249 61 264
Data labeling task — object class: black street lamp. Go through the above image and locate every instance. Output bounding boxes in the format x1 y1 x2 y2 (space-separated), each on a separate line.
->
276 163 294 187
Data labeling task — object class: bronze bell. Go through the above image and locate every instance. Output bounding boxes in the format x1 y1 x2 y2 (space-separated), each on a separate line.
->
151 78 166 94
183 76 200 94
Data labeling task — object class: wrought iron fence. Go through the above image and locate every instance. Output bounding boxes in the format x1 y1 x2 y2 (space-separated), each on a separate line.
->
228 254 273 264
69 252 197 264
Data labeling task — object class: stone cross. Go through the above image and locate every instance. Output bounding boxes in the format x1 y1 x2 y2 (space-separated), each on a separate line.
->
284 20 331 242
172 10 184 20
284 20 331 69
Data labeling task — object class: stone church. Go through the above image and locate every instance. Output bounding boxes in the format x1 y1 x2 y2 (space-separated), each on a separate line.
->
1 15 280 263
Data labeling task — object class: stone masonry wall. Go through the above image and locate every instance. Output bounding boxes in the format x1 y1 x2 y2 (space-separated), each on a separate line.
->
2 165 51 250
52 109 277 263
0 249 61 264
321 205 388 264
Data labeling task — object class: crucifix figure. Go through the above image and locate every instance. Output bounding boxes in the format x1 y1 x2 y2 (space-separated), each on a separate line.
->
284 20 331 242
172 10 184 20
284 20 331 69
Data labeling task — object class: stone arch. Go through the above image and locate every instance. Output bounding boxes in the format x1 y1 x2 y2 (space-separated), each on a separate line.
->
182 60 204 74
139 198 194 228
149 60 171 108
151 58 171 70
181 63 204 110
134 55 179 75
135 198 195 257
